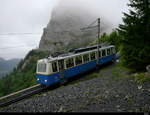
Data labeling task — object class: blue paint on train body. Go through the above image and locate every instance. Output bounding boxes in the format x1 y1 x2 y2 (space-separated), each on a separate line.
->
36 54 115 86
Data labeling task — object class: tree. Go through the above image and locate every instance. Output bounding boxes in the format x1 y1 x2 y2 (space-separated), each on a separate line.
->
97 30 122 52
118 0 150 71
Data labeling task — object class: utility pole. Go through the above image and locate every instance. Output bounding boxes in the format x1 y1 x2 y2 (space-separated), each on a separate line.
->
80 18 101 65
97 18 100 65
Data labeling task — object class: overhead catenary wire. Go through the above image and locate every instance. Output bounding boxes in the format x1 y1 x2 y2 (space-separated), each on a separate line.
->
80 19 98 31
0 33 40 49
0 33 42 35
0 44 38 50
0 33 42 39
80 18 101 65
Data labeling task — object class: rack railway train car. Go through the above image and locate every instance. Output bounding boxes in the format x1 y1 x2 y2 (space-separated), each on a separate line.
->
36 45 116 86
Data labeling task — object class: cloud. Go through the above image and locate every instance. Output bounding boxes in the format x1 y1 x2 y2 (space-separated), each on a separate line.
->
53 0 129 33
0 0 129 60
0 0 59 59
0 0 59 33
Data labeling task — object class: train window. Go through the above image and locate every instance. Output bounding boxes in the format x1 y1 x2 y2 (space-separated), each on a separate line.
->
107 48 111 55
111 47 115 54
113 47 115 54
66 58 74 68
75 55 82 65
90 52 96 60
99 51 101 58
52 61 58 72
102 50 106 57
95 52 98 59
58 59 64 71
83 54 89 63
110 48 112 55
38 63 46 72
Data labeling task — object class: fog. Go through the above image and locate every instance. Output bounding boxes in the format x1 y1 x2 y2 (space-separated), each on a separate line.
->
0 0 129 60
53 0 130 32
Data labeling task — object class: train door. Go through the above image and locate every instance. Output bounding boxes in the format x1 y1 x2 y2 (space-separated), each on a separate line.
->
58 59 66 84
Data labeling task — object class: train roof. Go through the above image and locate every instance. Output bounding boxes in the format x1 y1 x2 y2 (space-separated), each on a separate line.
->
43 44 115 62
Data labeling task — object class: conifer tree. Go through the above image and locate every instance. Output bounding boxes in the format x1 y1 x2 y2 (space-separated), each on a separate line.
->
118 0 150 70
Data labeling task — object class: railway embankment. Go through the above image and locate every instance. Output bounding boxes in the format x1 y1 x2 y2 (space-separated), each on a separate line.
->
0 62 150 112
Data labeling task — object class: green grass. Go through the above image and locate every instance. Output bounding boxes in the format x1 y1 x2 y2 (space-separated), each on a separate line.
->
111 64 126 80
131 73 150 85
67 63 127 86
67 69 105 86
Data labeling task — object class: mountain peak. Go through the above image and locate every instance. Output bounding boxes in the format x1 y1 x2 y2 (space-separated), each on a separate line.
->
39 0 111 54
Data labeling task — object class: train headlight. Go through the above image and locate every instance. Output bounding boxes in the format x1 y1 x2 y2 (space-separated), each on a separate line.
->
37 78 39 81
45 80 48 82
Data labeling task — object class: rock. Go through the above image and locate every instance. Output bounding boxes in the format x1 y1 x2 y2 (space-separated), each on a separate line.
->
130 80 133 82
144 113 149 115
39 0 111 53
133 73 138 77
145 72 150 78
57 106 63 112
117 109 122 112
43 94 47 96
115 95 119 98
105 91 109 94
116 105 120 108
138 85 142 90
102 108 105 111
116 59 119 63
146 65 150 73
124 95 129 100
104 95 108 98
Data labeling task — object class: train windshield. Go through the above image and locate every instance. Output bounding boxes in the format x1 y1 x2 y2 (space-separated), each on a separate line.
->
37 63 47 73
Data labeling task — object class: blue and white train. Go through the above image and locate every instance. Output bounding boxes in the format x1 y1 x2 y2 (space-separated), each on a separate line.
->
36 45 116 86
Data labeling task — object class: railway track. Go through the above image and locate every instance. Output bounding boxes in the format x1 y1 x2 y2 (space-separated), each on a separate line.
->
0 62 116 109
0 84 47 108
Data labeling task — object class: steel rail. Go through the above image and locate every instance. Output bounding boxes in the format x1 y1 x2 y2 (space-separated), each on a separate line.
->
0 84 46 108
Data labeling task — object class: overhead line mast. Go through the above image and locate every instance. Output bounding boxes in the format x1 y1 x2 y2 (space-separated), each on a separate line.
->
80 18 101 65
97 18 100 65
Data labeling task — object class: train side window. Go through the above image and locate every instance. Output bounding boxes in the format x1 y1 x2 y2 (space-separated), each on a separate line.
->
95 52 98 59
111 47 115 54
102 50 106 57
66 58 74 68
90 52 96 60
52 61 58 73
58 59 64 71
107 48 111 55
83 54 89 63
110 48 112 55
113 47 115 54
99 51 101 58
75 55 82 65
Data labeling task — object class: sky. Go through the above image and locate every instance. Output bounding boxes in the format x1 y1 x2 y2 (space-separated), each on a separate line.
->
0 0 129 60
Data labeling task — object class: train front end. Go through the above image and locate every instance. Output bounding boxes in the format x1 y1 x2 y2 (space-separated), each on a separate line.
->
36 58 59 86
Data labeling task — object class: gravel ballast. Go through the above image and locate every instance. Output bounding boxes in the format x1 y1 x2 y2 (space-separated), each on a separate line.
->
0 63 150 112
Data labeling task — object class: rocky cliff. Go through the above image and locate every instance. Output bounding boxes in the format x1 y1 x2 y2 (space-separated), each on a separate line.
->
39 0 111 54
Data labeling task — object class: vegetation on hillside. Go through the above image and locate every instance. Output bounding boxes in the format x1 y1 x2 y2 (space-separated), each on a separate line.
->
0 58 20 78
118 0 150 71
0 50 49 97
91 0 150 72
90 30 122 52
